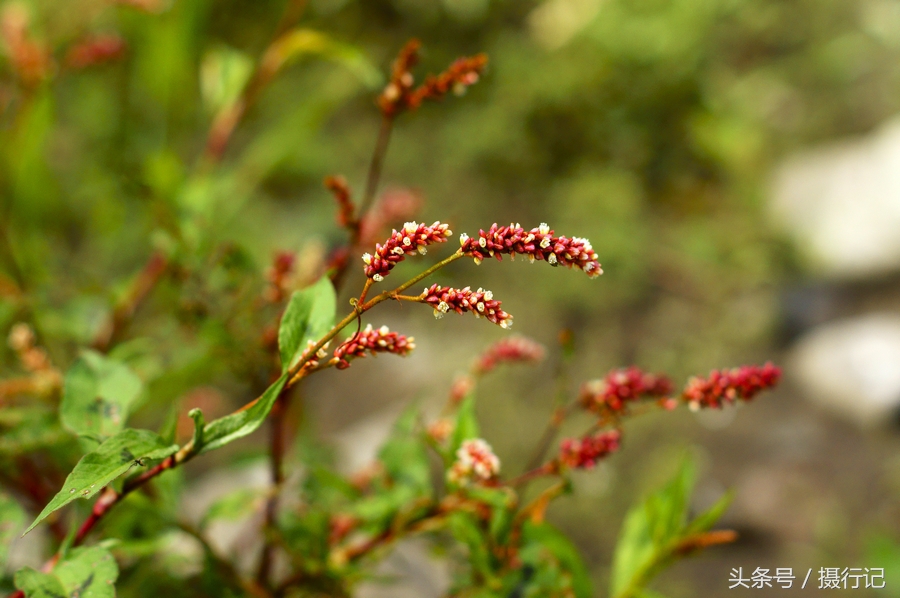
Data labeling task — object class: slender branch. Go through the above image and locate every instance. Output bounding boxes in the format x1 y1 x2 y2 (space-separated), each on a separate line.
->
360 116 394 219
91 250 168 352
201 0 309 164
256 386 291 587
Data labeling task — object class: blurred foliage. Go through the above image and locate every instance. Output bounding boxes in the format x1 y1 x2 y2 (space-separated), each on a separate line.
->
0 0 897 595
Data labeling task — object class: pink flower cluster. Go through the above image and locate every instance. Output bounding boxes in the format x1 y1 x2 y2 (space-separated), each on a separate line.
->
473 335 545 374
580 366 673 413
459 223 602 278
559 430 621 469
420 284 513 329
681 363 781 411
447 438 500 485
333 324 416 370
362 221 451 282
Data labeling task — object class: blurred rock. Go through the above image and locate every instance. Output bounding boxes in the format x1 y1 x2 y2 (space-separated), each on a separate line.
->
771 117 900 278
788 313 900 426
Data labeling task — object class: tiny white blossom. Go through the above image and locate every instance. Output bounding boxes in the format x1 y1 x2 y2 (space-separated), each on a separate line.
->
540 237 551 249
478 237 487 248
403 222 418 233
373 274 384 282
539 223 550 235
362 253 372 265
379 325 390 336
459 232 469 246
548 253 558 265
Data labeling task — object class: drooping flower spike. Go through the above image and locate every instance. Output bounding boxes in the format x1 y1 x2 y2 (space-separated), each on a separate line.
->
558 430 621 470
580 366 673 414
333 324 415 370
362 221 452 282
460 222 602 278
681 363 781 411
473 335 545 375
419 284 513 329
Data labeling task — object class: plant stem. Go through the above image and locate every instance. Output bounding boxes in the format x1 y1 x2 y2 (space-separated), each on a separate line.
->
360 116 394 219
257 386 291 587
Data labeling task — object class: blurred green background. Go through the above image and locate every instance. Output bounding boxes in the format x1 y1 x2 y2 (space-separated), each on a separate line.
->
4 0 900 595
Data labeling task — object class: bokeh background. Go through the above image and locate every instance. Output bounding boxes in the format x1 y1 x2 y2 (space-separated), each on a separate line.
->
4 0 900 596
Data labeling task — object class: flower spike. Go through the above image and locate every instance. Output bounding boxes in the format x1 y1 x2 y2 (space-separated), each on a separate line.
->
420 284 513 329
363 221 451 282
460 223 602 278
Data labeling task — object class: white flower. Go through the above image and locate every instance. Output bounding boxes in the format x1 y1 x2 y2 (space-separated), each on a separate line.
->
362 253 372 265
373 274 384 282
459 232 469 246
538 222 550 235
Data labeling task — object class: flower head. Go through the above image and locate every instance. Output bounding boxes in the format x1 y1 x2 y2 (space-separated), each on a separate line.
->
420 284 513 329
473 335 545 375
333 324 415 369
447 438 500 485
580 366 673 414
559 430 621 469
681 363 781 411
363 221 451 281
459 223 602 278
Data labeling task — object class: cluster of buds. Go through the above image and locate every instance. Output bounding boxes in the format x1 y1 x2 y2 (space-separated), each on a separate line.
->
681 363 781 411
580 366 673 414
296 339 331 372
333 324 415 370
407 53 488 109
420 284 513 329
473 335 545 375
447 438 500 485
558 430 621 470
362 221 451 282
377 39 488 118
8 323 52 373
459 223 602 278
264 251 296 303
324 175 356 230
64 34 126 69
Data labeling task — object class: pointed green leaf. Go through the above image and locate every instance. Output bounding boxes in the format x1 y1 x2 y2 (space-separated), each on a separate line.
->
54 546 118 598
15 547 118 598
0 493 26 567
522 521 593 598
25 429 178 535
61 351 144 439
278 277 336 373
199 372 288 454
268 28 382 88
201 487 266 529
13 568 67 598
686 489 733 535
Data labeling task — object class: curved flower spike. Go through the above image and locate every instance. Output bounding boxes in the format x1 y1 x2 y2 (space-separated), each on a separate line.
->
460 222 602 278
681 362 781 411
333 324 415 370
419 284 513 329
362 221 451 282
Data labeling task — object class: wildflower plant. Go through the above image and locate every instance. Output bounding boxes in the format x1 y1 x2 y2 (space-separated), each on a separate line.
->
0 8 781 598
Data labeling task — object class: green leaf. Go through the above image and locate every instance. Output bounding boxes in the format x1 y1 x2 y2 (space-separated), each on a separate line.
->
610 456 730 598
199 372 288 454
521 521 593 598
0 493 26 567
451 395 480 454
24 429 178 535
61 351 144 439
200 45 254 114
54 546 119 597
278 277 336 373
267 29 382 89
379 406 429 491
15 547 118 598
13 568 67 598
201 488 266 529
